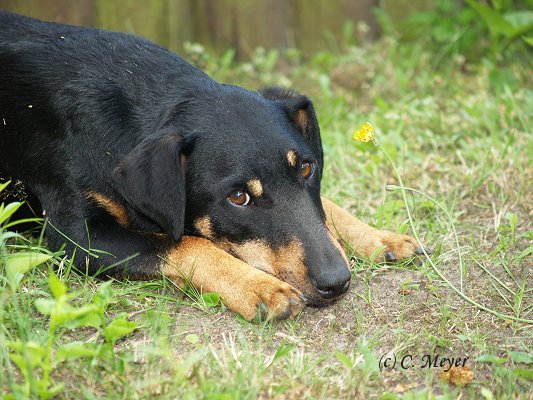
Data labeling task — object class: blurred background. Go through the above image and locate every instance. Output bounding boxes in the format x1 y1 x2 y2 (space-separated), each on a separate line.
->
0 0 424 57
2 0 531 61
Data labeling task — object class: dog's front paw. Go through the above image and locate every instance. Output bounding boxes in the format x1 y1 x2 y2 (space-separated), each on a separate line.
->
346 228 429 263
234 272 306 321
377 230 429 262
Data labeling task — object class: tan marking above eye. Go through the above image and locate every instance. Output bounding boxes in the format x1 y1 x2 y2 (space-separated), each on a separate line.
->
246 179 263 197
299 160 313 179
287 149 297 167
295 109 309 131
228 190 251 206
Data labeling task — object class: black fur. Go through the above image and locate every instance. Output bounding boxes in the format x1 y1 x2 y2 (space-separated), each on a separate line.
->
0 11 350 303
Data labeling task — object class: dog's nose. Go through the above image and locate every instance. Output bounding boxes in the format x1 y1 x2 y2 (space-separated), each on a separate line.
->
314 273 351 299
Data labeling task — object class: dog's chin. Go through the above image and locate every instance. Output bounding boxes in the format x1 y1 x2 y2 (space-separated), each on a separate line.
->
303 292 346 308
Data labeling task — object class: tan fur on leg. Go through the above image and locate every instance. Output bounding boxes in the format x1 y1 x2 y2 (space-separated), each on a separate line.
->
161 236 305 320
321 197 418 261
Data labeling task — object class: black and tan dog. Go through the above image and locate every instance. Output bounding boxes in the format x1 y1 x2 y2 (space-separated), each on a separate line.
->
0 11 422 320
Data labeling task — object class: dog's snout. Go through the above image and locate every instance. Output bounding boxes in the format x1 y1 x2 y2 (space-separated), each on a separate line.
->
312 269 351 299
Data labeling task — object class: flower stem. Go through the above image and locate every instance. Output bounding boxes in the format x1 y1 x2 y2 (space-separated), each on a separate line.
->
378 143 532 324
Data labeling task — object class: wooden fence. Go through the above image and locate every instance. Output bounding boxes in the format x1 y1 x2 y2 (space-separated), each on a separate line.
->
1 0 431 57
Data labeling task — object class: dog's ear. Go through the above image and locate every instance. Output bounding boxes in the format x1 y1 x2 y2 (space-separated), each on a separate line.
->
112 132 189 242
259 87 324 173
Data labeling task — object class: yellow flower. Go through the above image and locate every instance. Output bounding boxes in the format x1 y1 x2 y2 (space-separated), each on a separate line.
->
353 122 375 142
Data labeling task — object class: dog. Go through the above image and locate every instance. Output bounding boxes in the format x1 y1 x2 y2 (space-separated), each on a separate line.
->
0 11 424 320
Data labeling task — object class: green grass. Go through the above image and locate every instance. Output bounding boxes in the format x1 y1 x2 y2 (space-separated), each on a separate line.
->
1 36 532 399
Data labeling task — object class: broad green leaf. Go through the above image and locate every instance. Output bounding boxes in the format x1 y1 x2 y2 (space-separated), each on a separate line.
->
5 252 53 287
55 304 101 329
504 10 533 28
0 180 11 193
477 354 507 365
7 340 46 356
36 297 101 328
513 368 533 380
510 351 533 364
420 200 436 209
201 292 221 308
0 201 23 225
103 317 138 342
507 23 533 38
49 271 67 299
35 299 57 315
523 36 533 46
467 0 516 37
185 334 199 344
56 342 99 362
480 387 494 400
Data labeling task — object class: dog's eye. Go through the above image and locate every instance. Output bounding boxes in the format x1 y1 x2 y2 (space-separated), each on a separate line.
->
228 190 251 206
300 161 313 179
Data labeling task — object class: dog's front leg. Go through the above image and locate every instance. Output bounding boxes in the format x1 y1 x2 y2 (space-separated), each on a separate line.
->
321 197 424 262
161 236 305 320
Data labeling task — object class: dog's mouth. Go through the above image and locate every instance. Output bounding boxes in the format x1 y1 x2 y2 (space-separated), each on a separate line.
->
289 279 351 308
306 296 343 308
276 252 352 307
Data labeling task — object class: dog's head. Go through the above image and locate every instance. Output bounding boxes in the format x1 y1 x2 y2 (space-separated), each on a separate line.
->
113 85 351 306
